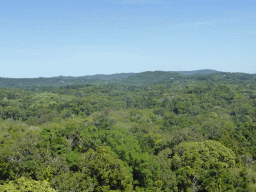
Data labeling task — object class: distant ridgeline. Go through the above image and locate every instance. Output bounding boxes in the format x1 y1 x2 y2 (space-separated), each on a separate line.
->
0 69 255 88
170 69 220 75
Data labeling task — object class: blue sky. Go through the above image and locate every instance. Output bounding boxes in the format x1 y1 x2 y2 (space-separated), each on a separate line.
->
0 0 255 78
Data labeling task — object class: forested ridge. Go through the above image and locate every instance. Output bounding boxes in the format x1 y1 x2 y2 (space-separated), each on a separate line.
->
0 70 219 88
1 71 256 191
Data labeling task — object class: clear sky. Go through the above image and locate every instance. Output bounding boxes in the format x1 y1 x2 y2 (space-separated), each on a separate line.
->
0 0 255 78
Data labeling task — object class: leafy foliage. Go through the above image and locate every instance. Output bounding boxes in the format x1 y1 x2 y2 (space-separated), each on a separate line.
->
1 71 256 191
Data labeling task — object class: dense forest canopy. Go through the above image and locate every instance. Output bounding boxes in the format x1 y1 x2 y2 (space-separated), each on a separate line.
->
1 70 256 191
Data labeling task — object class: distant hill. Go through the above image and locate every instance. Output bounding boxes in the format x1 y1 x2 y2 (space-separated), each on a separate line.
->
114 70 220 85
116 71 183 85
170 69 219 75
0 69 255 88
57 73 136 80
0 73 137 88
80 73 136 80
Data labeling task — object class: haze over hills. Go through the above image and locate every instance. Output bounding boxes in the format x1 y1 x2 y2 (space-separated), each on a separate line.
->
170 69 220 75
57 73 137 80
56 69 219 79
0 69 255 88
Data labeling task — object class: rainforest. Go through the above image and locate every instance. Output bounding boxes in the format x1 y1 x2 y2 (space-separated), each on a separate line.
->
1 71 256 191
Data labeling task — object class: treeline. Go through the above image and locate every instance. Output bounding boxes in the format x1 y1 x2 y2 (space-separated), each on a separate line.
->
1 72 256 191
0 72 139 88
1 70 256 88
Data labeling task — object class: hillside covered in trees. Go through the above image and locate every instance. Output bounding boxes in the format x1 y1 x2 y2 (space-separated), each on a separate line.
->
1 71 256 191
0 69 219 88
